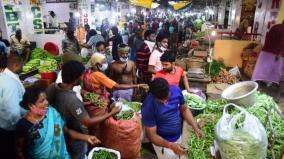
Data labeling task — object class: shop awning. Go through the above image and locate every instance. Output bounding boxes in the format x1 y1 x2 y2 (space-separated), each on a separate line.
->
129 0 153 9
171 0 192 11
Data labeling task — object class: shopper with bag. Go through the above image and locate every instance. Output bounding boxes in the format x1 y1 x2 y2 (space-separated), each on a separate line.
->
141 78 202 159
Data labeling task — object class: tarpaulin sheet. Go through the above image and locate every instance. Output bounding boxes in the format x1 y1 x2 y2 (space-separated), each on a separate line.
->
129 0 153 8
172 1 192 11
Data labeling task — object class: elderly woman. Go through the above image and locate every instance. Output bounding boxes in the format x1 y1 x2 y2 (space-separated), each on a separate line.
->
83 53 144 102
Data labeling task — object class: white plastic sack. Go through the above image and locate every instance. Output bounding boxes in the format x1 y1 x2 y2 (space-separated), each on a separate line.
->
215 103 268 159
81 48 89 58
88 147 121 159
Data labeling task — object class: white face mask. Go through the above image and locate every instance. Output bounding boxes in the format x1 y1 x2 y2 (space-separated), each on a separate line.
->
100 63 108 71
119 57 128 63
160 46 167 52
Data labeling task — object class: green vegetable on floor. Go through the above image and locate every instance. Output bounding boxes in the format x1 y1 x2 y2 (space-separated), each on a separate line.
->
84 93 105 108
92 150 117 159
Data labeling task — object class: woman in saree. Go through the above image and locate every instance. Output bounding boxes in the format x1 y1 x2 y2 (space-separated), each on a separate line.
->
15 85 100 159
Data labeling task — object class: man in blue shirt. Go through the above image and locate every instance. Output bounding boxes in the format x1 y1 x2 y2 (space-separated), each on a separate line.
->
142 78 202 159
0 54 25 159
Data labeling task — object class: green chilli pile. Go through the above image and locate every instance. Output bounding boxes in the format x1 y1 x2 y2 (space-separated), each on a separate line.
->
84 93 105 108
187 92 284 159
92 150 117 159
184 94 206 109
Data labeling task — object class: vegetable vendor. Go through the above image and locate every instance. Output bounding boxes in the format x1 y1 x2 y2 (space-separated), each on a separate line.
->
46 61 121 159
16 85 99 159
83 53 146 102
10 29 31 62
141 78 202 159
109 44 137 101
155 51 194 93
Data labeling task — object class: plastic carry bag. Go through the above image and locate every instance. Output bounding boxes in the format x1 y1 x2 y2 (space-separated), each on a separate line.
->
215 103 268 159
81 48 89 58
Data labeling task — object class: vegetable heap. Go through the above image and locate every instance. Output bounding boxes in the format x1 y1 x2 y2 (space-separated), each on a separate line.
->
115 110 134 120
187 92 284 159
212 68 239 84
23 59 41 72
92 150 117 159
38 59 57 73
127 102 141 112
84 93 105 108
204 60 226 77
23 48 58 73
184 94 206 109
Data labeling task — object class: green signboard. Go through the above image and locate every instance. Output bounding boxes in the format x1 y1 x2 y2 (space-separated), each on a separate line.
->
31 5 44 34
4 5 20 33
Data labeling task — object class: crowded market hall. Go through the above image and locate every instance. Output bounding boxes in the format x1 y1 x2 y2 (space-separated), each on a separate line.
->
0 0 284 158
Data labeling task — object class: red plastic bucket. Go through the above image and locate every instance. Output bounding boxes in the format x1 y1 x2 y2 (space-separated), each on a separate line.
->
40 71 57 82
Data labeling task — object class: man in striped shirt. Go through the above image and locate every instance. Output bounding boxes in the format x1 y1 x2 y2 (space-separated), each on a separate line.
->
135 30 156 84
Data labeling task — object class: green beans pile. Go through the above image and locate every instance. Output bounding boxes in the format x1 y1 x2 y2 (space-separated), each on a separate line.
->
115 110 134 120
85 93 105 108
184 94 206 109
187 92 284 159
92 150 117 159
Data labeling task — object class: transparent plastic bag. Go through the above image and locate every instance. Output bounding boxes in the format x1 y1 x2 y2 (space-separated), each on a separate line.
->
215 103 268 159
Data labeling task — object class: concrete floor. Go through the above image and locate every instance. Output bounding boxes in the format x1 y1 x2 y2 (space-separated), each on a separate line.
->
141 82 284 159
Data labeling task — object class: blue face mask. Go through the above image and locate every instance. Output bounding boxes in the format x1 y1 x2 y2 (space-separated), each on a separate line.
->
119 57 128 63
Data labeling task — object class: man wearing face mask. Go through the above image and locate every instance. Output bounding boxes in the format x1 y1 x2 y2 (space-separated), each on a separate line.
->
0 54 26 159
155 52 193 93
148 33 169 74
83 53 144 102
96 41 113 65
141 78 202 159
109 44 136 101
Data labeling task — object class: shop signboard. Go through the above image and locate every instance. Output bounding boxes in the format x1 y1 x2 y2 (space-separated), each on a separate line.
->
30 5 44 34
4 5 20 33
